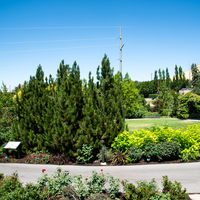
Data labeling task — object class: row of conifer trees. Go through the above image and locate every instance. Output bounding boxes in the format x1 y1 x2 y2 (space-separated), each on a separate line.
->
11 55 126 155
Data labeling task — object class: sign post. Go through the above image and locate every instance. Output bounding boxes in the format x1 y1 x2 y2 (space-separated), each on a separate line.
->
4 141 21 159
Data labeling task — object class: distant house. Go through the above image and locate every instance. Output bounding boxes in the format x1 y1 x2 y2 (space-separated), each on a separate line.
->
179 88 193 95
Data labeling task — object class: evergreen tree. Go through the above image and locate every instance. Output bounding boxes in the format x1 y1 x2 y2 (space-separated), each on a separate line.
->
162 69 165 81
191 63 200 87
79 55 126 152
166 68 170 88
50 60 83 154
158 68 162 81
192 79 200 95
12 65 49 152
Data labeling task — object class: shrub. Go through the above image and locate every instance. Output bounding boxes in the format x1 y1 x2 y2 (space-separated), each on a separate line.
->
97 147 114 163
112 124 200 162
25 151 50 164
162 175 187 200
126 146 143 163
125 108 146 119
124 179 157 200
77 144 93 164
124 176 187 200
111 150 126 165
149 94 158 99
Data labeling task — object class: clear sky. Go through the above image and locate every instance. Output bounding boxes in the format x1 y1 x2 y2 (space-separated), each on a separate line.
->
1 0 200 91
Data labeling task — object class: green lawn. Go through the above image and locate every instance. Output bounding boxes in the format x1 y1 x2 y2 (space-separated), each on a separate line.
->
126 118 200 131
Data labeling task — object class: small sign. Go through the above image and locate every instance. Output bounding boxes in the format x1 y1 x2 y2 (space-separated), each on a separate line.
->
4 141 21 149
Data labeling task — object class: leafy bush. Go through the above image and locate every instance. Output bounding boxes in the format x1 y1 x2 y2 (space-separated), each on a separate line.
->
162 175 187 200
0 170 188 200
145 112 160 117
0 171 22 197
97 147 114 163
112 124 200 162
125 107 146 119
124 179 157 199
77 144 94 164
124 177 187 200
126 146 143 163
149 94 158 99
144 140 181 162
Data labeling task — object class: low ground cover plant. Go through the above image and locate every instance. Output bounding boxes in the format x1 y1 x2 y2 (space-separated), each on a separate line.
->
0 169 188 200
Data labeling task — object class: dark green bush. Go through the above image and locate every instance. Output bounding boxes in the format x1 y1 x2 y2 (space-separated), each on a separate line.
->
126 146 143 163
124 177 187 200
144 140 181 162
149 94 158 99
126 108 146 119
124 179 157 199
162 175 187 200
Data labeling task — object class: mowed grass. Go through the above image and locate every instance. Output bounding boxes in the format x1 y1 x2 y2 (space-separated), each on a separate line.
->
126 118 200 131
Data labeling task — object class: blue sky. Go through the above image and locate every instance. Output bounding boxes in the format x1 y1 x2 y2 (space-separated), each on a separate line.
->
0 0 200 91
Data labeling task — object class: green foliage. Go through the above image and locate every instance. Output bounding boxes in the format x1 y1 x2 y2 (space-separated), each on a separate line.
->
97 147 114 163
124 176 187 200
121 74 141 111
191 63 200 87
37 167 72 198
149 94 158 99
112 124 200 162
162 175 187 200
0 83 16 154
145 112 160 117
179 92 200 119
0 170 188 200
87 193 111 200
78 55 126 155
5 55 127 156
144 140 181 161
124 179 157 200
25 151 50 164
126 107 146 119
126 146 143 163
157 83 173 114
77 144 93 164
107 175 121 199
192 79 200 95
0 171 22 197
137 81 157 98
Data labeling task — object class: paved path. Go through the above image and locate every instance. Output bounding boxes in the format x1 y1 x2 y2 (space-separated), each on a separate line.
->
0 162 200 194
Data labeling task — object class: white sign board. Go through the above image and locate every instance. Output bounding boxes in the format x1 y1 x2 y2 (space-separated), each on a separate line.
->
4 141 21 149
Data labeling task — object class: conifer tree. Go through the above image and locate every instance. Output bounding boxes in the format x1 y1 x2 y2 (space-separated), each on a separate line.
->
191 63 200 87
12 65 49 152
79 55 126 153
96 54 126 148
49 60 83 154
166 68 170 88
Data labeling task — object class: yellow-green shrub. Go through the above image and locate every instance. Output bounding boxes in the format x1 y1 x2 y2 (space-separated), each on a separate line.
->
112 124 200 161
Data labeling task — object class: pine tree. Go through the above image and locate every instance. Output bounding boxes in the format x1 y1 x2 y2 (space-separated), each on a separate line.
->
12 65 49 152
79 55 126 153
166 68 170 88
191 63 200 87
49 60 83 154
96 54 126 148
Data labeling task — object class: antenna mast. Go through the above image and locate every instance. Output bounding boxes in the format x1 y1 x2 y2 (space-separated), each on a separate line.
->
119 26 124 74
